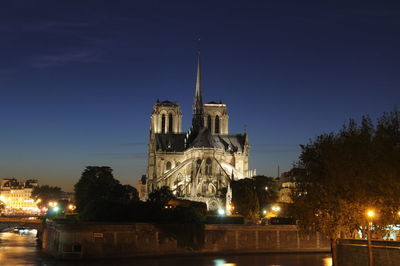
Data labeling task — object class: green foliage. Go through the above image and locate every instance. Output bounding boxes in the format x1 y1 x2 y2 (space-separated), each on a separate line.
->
252 175 279 208
148 186 175 206
74 166 139 213
293 109 400 240
231 176 279 222
31 185 64 208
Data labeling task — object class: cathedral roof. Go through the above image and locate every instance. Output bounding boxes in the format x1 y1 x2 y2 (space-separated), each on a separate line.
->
212 134 247 153
155 133 186 152
155 100 179 107
154 129 247 153
190 127 215 148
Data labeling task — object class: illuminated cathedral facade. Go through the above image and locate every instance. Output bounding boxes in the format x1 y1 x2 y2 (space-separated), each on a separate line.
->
141 55 251 210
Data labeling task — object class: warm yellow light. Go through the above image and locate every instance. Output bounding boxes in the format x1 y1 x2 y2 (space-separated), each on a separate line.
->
272 205 281 212
367 210 375 218
68 204 76 210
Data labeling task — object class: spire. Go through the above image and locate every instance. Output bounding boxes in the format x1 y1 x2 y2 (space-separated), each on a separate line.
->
195 52 202 103
192 51 204 132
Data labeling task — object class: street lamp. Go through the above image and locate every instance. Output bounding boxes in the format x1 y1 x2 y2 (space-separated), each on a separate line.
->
366 209 375 266
271 205 281 213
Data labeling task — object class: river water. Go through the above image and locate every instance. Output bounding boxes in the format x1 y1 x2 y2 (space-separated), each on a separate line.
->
0 230 332 266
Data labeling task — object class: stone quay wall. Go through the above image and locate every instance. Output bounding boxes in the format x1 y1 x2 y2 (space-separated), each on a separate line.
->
42 222 330 259
337 239 400 266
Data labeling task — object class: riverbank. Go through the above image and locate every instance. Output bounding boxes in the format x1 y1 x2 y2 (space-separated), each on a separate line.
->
42 221 330 259
0 231 332 266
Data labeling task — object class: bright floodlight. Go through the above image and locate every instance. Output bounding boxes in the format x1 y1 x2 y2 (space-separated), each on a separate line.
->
265 186 268 191
53 206 60 212
218 208 226 216
367 210 375 218
272 205 281 212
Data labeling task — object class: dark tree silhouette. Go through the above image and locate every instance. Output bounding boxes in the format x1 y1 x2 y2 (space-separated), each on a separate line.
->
292 109 400 266
148 186 175 206
31 185 64 208
74 166 139 212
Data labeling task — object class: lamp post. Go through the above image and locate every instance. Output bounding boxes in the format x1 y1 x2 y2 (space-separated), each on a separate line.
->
366 209 375 266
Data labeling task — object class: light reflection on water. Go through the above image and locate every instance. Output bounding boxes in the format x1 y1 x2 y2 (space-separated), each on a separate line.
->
213 259 237 266
322 257 333 266
0 231 332 266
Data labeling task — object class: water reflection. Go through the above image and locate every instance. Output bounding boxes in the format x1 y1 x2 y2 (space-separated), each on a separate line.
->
322 257 333 266
213 259 237 266
0 231 332 266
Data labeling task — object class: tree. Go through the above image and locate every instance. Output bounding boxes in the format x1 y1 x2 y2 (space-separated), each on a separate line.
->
292 110 400 265
230 176 279 223
0 200 5 213
31 185 64 208
231 178 260 223
74 166 139 213
148 186 175 206
252 175 279 209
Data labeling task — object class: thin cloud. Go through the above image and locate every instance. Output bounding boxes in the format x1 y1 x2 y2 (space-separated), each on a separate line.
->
252 143 300 147
120 142 147 147
31 49 102 68
252 149 300 154
90 152 146 159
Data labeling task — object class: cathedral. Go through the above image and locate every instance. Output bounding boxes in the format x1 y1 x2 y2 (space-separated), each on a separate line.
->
141 55 250 211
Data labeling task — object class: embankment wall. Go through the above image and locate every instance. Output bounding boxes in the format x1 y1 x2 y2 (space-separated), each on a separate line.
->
42 222 330 259
337 239 400 266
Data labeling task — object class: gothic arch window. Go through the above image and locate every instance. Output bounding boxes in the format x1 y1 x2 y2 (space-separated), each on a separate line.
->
207 115 211 130
168 113 173 133
205 158 212 176
161 114 166 134
215 115 220 134
196 159 202 173
166 161 172 171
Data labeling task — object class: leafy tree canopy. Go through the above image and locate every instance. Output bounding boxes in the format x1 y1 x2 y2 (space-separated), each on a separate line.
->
231 176 279 222
292 109 400 265
74 166 139 212
31 185 64 208
148 186 175 206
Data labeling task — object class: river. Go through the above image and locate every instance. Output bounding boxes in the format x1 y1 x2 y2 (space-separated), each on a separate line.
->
0 230 332 266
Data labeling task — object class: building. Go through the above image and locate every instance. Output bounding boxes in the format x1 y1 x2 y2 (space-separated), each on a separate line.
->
278 171 297 204
142 55 251 210
0 178 39 213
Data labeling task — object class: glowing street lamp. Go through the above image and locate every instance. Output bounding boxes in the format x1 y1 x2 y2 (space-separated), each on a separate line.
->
367 210 375 219
68 204 76 211
218 208 226 216
366 209 375 266
271 205 281 212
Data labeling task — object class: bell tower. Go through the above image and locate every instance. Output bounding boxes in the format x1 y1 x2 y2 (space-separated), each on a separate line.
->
150 100 182 134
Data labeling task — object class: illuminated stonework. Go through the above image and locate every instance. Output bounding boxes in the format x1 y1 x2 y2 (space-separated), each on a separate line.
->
0 178 39 213
141 56 251 210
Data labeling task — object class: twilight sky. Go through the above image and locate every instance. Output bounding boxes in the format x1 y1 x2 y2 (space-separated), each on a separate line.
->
1 1 399 191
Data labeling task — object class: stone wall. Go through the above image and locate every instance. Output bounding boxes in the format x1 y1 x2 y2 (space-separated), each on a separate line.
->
42 222 330 259
337 239 400 266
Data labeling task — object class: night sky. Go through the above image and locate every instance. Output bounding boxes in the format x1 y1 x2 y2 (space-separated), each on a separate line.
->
1 1 399 191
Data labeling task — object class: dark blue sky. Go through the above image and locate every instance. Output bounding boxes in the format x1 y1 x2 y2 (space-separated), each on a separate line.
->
1 1 399 191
